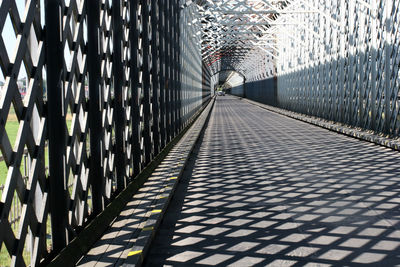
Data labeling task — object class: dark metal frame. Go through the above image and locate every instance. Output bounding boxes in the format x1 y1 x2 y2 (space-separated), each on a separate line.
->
0 1 210 266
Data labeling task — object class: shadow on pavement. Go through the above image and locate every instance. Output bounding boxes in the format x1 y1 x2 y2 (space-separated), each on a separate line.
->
144 96 400 266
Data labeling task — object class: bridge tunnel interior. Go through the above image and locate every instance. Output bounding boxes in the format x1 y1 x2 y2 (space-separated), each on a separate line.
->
196 0 400 137
212 70 245 95
1 0 400 265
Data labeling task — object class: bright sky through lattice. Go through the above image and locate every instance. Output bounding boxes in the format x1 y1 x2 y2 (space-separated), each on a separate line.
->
0 0 45 82
226 72 244 87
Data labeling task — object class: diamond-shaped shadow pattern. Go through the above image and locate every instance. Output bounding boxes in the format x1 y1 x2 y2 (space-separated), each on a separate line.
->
145 96 400 266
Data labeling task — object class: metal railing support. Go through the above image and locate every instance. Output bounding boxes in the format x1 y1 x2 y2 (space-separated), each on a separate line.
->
45 0 68 251
87 1 104 214
113 0 127 191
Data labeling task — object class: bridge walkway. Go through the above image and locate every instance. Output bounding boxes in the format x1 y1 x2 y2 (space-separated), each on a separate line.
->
143 95 400 266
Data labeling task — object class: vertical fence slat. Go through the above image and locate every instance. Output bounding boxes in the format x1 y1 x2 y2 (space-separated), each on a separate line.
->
113 0 127 191
175 1 182 131
166 0 172 141
171 2 177 137
151 0 160 155
158 0 167 149
164 0 172 143
87 1 103 214
129 0 141 177
142 0 152 164
45 0 68 251
384 0 392 134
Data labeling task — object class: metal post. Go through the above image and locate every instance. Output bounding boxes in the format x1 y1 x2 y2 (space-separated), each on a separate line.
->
330 4 338 122
384 0 391 134
170 2 177 137
323 16 330 120
357 6 368 129
348 0 355 124
130 0 141 177
113 0 127 191
87 1 104 213
339 0 345 123
370 0 377 130
44 0 68 251
175 1 182 131
243 77 247 98
165 0 172 142
158 0 167 149
151 0 161 155
142 0 153 164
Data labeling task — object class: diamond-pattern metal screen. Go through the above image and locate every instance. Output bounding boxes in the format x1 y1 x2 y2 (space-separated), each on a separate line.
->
0 1 48 266
61 0 90 231
0 0 207 265
277 0 400 136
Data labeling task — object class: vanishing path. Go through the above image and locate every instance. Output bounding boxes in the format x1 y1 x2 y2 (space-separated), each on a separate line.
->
144 95 400 266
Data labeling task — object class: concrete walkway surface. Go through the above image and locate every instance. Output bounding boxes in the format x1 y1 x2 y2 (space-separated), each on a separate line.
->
144 95 400 266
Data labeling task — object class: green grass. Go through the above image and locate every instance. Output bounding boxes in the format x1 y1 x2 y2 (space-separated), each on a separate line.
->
0 117 73 186
0 106 76 265
1 106 19 185
0 121 19 185
0 240 31 267
0 113 33 266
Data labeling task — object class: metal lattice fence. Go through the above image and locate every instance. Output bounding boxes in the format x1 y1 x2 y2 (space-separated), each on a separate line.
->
276 0 400 136
0 0 210 266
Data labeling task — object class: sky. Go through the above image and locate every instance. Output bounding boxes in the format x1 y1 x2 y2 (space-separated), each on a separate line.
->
227 72 245 87
1 0 45 83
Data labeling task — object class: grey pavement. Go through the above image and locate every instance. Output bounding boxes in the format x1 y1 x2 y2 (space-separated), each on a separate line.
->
144 95 400 266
